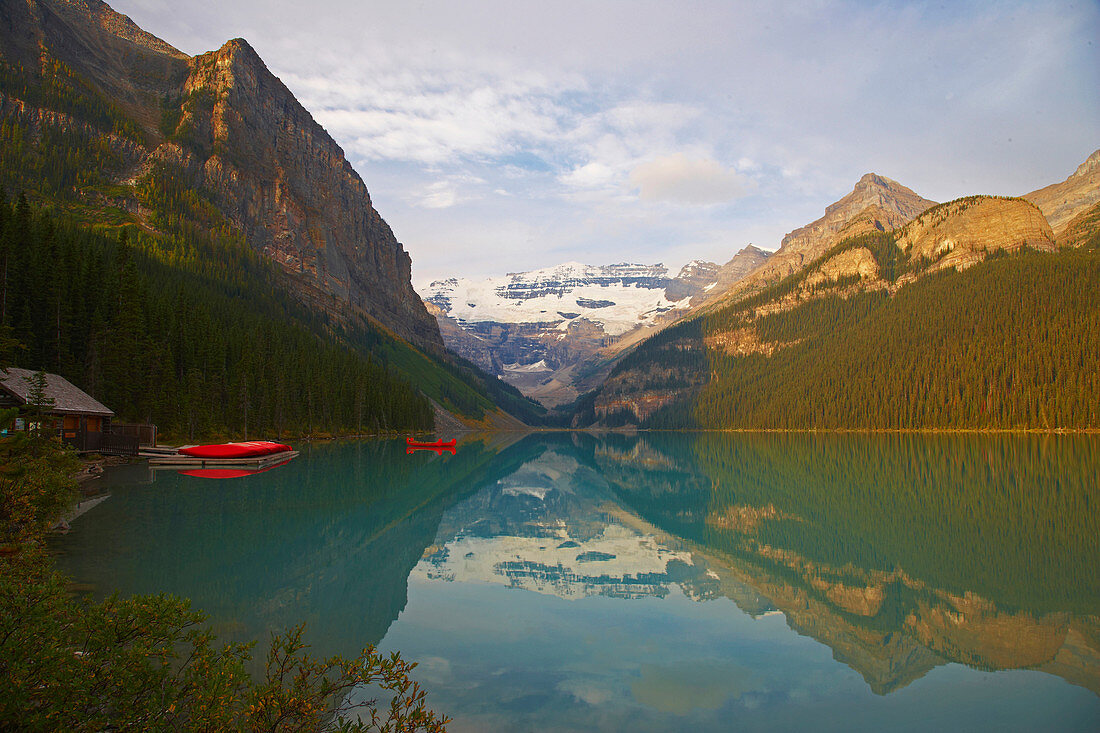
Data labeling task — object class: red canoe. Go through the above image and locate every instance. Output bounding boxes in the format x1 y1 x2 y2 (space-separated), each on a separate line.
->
405 438 456 449
179 441 293 459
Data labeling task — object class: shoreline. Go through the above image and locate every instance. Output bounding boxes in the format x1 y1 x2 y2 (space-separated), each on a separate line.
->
148 426 1100 446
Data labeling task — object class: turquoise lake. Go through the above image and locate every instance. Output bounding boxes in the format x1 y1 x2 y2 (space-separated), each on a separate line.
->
55 433 1100 731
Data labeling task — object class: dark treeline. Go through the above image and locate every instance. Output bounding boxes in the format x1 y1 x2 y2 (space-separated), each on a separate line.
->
0 194 433 438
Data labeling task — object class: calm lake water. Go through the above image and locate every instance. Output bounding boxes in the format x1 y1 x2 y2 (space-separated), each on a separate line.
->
56 433 1100 731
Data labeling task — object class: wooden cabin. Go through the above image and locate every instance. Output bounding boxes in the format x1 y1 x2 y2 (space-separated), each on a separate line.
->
0 367 114 438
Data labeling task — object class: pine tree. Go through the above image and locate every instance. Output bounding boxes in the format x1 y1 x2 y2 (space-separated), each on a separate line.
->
23 369 55 440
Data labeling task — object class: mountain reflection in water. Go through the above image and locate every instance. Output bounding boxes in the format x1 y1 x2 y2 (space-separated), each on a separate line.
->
57 433 1100 731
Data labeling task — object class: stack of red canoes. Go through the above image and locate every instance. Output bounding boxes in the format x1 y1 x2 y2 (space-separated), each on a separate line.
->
178 441 293 459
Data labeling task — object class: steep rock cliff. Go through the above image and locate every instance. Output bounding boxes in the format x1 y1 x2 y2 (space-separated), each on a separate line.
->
169 38 441 348
0 0 442 351
895 196 1055 273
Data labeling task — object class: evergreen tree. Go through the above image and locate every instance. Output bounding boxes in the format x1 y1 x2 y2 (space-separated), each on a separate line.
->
22 370 54 440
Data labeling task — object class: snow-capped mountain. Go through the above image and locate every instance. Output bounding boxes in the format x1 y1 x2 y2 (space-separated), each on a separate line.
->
421 262 692 337
418 248 770 408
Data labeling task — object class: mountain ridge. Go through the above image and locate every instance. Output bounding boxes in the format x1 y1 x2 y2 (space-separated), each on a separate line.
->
0 0 553 429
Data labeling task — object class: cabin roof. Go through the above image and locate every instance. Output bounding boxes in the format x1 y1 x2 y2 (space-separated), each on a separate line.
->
0 368 114 417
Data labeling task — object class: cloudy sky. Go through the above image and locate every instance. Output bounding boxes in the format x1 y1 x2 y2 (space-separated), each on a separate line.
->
113 0 1099 283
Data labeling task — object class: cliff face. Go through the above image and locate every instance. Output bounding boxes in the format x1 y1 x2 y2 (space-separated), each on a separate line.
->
0 0 442 351
167 38 441 348
895 196 1055 272
663 260 720 301
1025 148 1100 234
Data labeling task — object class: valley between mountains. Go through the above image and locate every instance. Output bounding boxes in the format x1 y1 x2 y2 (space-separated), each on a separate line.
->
2 0 1098 434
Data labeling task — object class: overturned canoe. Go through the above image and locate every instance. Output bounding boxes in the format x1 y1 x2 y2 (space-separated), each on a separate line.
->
179 441 293 459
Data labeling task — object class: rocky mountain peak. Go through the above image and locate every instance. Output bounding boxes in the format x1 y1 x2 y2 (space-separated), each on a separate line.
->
221 37 258 56
723 243 772 268
717 174 936 289
682 244 772 308
48 0 187 58
855 171 888 188
675 260 720 280
824 173 932 223
1024 148 1100 234
173 36 439 347
1072 148 1100 179
199 38 276 86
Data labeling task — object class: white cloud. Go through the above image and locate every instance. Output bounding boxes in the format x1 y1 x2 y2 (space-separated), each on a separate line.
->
629 154 747 205
415 175 487 209
307 80 567 165
419 182 459 209
558 161 617 189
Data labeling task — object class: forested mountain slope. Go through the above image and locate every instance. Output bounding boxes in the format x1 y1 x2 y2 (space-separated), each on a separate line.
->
574 184 1100 430
0 195 540 437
